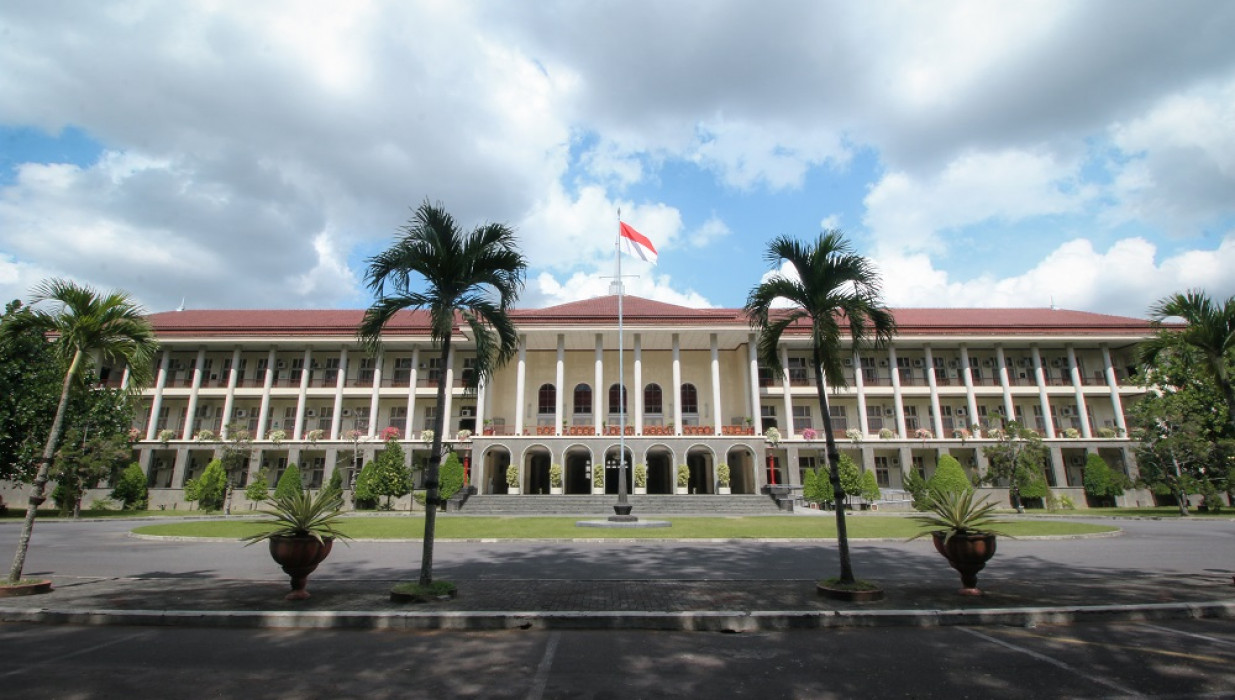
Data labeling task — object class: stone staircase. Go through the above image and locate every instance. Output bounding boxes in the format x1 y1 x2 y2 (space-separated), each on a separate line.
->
454 494 785 516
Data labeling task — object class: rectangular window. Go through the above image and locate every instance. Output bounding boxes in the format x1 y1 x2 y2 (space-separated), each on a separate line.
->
874 456 890 488
792 405 812 431
866 405 884 432
828 405 847 430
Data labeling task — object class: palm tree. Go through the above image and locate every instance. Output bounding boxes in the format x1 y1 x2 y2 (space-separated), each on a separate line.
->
744 231 895 585
6 279 158 583
1142 290 1235 436
359 201 526 587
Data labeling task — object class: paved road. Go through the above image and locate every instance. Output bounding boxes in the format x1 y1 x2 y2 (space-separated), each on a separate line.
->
2 515 1233 584
3 618 1234 698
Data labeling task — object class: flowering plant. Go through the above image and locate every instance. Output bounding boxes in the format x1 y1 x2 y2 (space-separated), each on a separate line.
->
879 428 895 439
914 428 933 440
268 429 287 445
128 427 143 443
801 428 817 441
381 426 402 441
764 427 782 446
456 429 472 440
345 429 365 443
194 429 216 442
157 429 176 445
305 428 325 444
845 428 863 443
420 429 434 442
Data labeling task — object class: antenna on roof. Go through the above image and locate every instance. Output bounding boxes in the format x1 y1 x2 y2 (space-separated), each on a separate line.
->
176 297 185 312
1049 296 1056 311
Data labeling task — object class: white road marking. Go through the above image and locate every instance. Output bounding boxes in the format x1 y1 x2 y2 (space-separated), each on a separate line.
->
526 631 561 700
957 626 1143 698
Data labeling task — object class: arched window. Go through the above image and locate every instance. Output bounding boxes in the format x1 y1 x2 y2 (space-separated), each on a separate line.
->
680 383 699 414
573 383 592 414
644 383 663 414
608 384 627 414
537 384 555 415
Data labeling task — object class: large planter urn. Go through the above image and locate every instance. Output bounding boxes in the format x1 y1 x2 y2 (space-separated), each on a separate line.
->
675 486 688 495
508 486 521 495
718 486 732 495
269 535 334 601
550 486 563 495
931 531 997 595
592 487 605 495
634 486 647 495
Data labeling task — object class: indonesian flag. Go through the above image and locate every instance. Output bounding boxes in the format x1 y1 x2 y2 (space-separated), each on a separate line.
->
619 221 658 264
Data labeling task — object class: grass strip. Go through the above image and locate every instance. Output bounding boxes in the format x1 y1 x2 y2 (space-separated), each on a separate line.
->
133 515 1117 540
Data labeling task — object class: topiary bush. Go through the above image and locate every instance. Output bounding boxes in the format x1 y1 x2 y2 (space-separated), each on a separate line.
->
185 459 228 511
274 463 303 502
927 455 974 501
245 470 271 503
439 452 464 504
111 462 149 510
860 469 881 504
903 467 930 510
353 460 379 509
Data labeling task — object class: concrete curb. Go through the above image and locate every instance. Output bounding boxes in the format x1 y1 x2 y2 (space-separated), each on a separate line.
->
4 600 1233 632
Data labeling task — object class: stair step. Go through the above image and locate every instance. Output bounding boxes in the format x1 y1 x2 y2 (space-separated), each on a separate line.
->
455 494 785 516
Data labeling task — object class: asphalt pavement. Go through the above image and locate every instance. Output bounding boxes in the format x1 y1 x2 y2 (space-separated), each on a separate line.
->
2 513 1233 631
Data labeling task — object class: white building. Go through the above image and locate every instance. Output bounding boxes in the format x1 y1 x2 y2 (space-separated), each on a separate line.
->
111 295 1152 509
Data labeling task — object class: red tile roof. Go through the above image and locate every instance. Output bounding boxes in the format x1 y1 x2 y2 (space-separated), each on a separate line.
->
146 296 1157 338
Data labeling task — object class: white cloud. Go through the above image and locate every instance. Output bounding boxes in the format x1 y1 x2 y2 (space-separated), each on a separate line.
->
688 216 731 248
524 270 712 309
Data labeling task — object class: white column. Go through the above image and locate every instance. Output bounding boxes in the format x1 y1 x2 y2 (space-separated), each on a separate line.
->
1102 345 1127 435
293 347 312 440
959 345 979 432
634 334 644 434
594 333 604 435
889 345 906 437
924 345 943 437
710 333 722 435
442 345 456 438
120 364 132 391
331 347 347 440
367 350 383 439
1067 345 1092 438
182 348 206 440
1031 346 1056 439
256 347 276 440
672 334 682 435
514 336 526 435
221 347 241 439
995 345 1015 427
854 348 870 435
748 334 763 435
475 374 488 434
780 345 794 438
404 347 419 437
555 334 565 434
146 348 170 440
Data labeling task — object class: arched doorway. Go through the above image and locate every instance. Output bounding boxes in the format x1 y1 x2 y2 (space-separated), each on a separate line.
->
522 445 552 495
564 445 592 494
726 446 756 494
482 446 511 494
603 445 633 495
644 445 674 494
685 445 715 494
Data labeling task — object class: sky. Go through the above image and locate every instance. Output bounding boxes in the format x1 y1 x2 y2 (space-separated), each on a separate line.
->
1 1 1234 318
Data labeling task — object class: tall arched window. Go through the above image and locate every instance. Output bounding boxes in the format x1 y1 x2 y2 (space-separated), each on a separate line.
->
573 383 592 414
608 384 627 414
537 383 556 415
644 383 663 414
680 383 699 414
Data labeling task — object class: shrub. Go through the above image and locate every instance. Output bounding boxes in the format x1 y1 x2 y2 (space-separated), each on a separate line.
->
633 463 647 488
323 468 344 500
370 441 412 508
837 454 862 500
676 464 690 488
185 459 227 511
927 455 974 500
111 462 149 510
353 460 379 509
860 469 881 503
716 463 731 486
245 470 271 503
506 463 519 488
879 428 895 439
549 463 563 488
274 463 303 502
439 452 464 502
592 461 605 488
903 467 930 510
802 467 832 506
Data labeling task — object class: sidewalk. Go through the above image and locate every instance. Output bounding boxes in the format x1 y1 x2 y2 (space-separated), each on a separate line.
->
3 572 1233 631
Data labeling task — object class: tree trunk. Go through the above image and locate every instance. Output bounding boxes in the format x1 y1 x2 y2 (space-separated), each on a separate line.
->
813 345 856 585
9 350 80 583
418 335 451 587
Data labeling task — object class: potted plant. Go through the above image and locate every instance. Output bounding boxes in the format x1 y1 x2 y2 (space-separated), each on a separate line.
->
909 489 1007 596
242 488 350 600
717 463 731 494
305 428 324 444
592 462 605 494
549 463 563 494
268 429 286 446
633 463 648 495
506 464 520 495
157 429 176 446
675 464 689 494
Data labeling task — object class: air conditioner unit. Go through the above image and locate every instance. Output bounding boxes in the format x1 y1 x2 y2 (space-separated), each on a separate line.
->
884 408 894 417
460 406 475 417
277 361 287 369
1069 456 1084 466
235 409 247 419
1019 359 1032 368
154 459 166 469
306 409 317 418
197 405 213 417
1061 407 1075 417
891 458 900 466
342 408 353 417
948 360 959 369
956 407 968 417
1051 359 1063 368
879 359 889 367
913 359 924 368
843 358 854 367
982 360 994 368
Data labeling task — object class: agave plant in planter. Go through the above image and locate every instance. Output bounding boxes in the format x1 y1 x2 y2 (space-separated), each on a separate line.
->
243 488 351 600
910 489 1007 596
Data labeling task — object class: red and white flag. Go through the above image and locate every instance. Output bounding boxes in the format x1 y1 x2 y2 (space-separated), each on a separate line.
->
619 221 658 264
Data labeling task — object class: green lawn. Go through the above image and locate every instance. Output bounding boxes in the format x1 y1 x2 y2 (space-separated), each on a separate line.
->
132 515 1117 541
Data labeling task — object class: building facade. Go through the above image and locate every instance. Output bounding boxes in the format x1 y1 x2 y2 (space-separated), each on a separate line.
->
65 295 1150 510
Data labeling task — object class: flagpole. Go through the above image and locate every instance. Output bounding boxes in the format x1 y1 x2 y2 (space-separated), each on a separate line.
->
612 210 633 520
